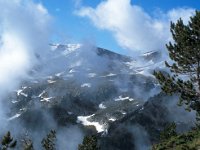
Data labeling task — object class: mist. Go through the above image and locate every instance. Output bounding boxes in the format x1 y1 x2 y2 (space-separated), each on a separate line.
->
0 0 51 96
0 0 85 149
0 0 198 150
0 0 51 136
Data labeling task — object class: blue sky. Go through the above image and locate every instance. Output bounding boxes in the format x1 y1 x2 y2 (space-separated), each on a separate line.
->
34 0 200 54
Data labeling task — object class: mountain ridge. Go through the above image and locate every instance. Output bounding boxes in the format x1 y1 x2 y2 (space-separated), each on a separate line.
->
2 44 194 150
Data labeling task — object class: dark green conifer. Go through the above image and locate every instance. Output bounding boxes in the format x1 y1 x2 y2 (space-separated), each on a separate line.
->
22 138 34 150
1 131 17 150
78 135 99 150
41 130 56 150
154 10 200 119
160 122 177 141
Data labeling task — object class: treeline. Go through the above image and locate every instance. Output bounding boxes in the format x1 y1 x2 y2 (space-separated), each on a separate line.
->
0 130 99 150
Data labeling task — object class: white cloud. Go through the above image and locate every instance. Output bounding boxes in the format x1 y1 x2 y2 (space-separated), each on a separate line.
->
167 8 195 24
0 0 51 96
76 0 195 52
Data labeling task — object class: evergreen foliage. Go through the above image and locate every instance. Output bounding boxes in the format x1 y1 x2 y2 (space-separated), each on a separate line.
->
78 135 99 150
159 122 177 141
1 131 17 150
22 138 34 150
41 130 56 150
152 128 200 150
154 10 200 119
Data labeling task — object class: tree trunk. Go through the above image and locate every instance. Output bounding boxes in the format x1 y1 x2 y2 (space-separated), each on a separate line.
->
197 61 200 93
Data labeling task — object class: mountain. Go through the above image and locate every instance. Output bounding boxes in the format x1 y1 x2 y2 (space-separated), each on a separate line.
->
2 44 195 150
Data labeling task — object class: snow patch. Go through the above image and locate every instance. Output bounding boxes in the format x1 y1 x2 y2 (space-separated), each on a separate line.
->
50 43 81 55
140 107 144 111
62 44 81 55
129 98 134 101
21 92 28 97
41 97 53 102
69 69 76 73
8 113 21 121
109 117 116 122
47 80 56 84
125 61 137 69
115 96 134 101
77 115 106 133
11 100 19 104
101 73 117 77
55 72 64 77
16 87 28 97
81 83 91 88
16 89 23 96
38 90 46 97
141 51 156 57
99 103 106 109
121 111 127 115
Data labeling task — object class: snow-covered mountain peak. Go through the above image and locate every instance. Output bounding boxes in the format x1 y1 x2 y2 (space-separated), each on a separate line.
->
50 43 82 55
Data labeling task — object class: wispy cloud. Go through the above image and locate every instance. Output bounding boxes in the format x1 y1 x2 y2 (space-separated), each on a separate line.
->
76 0 195 53
0 0 51 96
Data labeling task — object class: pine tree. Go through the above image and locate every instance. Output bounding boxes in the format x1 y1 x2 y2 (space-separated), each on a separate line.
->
41 130 56 150
22 138 34 150
78 135 99 150
154 10 200 119
160 122 177 141
1 131 17 150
